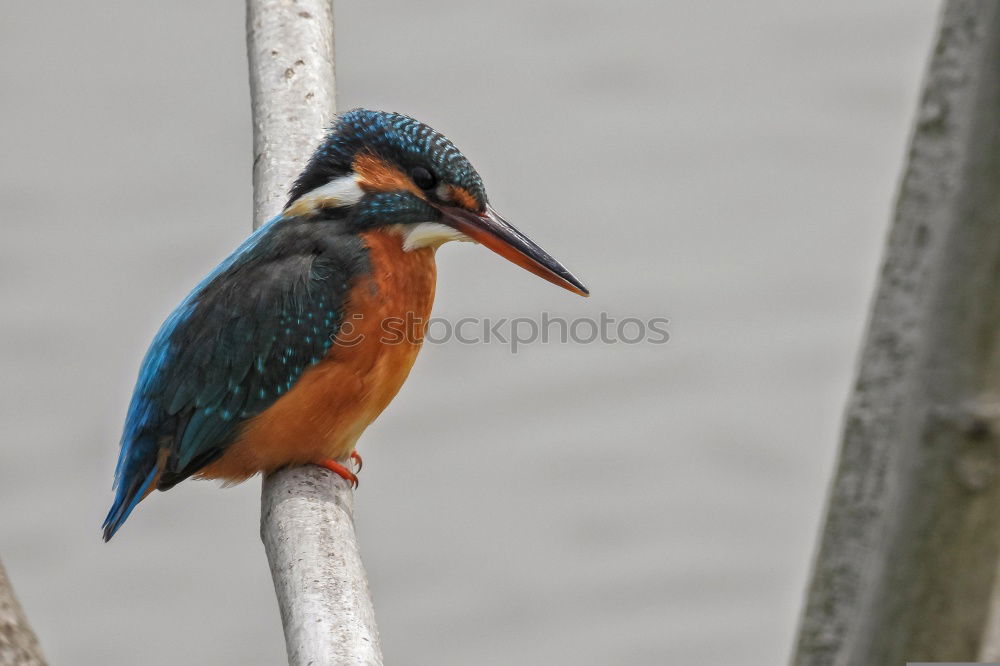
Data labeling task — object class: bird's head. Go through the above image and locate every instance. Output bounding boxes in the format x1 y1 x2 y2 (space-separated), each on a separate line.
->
285 109 588 297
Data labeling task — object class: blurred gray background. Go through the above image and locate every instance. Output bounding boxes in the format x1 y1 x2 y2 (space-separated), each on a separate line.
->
0 1 940 664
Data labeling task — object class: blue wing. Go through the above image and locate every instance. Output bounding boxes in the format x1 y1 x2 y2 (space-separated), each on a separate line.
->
103 215 368 540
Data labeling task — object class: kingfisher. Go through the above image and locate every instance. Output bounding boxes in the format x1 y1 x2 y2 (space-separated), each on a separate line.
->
102 109 588 541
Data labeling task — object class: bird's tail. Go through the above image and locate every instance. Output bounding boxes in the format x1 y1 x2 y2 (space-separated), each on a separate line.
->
102 435 158 541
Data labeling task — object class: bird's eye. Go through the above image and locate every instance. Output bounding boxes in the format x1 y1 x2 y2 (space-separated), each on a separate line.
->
410 166 436 191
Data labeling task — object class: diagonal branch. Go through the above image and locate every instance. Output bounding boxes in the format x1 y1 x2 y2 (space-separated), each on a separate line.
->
793 2 1000 663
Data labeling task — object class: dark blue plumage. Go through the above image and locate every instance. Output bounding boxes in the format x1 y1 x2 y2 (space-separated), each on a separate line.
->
289 109 486 209
103 212 369 540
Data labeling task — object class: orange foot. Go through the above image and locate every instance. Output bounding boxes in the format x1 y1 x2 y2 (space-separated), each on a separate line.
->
316 459 359 488
350 450 363 472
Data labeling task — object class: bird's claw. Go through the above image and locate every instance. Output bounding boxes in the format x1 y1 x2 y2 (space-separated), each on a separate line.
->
316 459 359 488
350 450 363 472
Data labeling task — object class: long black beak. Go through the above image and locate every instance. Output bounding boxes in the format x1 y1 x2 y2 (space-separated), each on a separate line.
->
435 204 589 297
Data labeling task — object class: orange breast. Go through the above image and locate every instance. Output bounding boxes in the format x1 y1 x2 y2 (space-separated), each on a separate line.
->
198 230 437 482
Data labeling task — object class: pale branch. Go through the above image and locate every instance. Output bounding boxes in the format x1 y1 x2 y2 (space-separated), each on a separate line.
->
247 0 337 229
261 467 382 665
247 1 383 664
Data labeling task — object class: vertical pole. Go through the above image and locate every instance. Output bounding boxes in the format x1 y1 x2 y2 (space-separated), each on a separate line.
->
793 2 1000 664
0 558 46 666
246 2 383 664
247 0 336 228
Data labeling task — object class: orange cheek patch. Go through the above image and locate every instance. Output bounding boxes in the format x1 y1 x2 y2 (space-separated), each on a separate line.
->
353 152 424 198
449 185 481 212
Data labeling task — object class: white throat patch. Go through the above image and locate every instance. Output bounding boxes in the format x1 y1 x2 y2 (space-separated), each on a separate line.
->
402 222 473 251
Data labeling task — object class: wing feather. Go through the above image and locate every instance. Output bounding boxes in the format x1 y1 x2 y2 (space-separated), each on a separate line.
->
103 216 367 540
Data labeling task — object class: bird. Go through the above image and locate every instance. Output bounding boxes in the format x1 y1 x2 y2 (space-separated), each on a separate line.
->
102 109 588 541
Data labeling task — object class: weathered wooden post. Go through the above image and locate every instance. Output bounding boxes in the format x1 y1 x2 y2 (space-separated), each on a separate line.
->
793 2 1000 663
246 2 383 663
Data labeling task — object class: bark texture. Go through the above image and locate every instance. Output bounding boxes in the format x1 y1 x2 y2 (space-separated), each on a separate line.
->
261 467 382 665
0 559 45 666
793 2 1000 664
247 0 337 228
